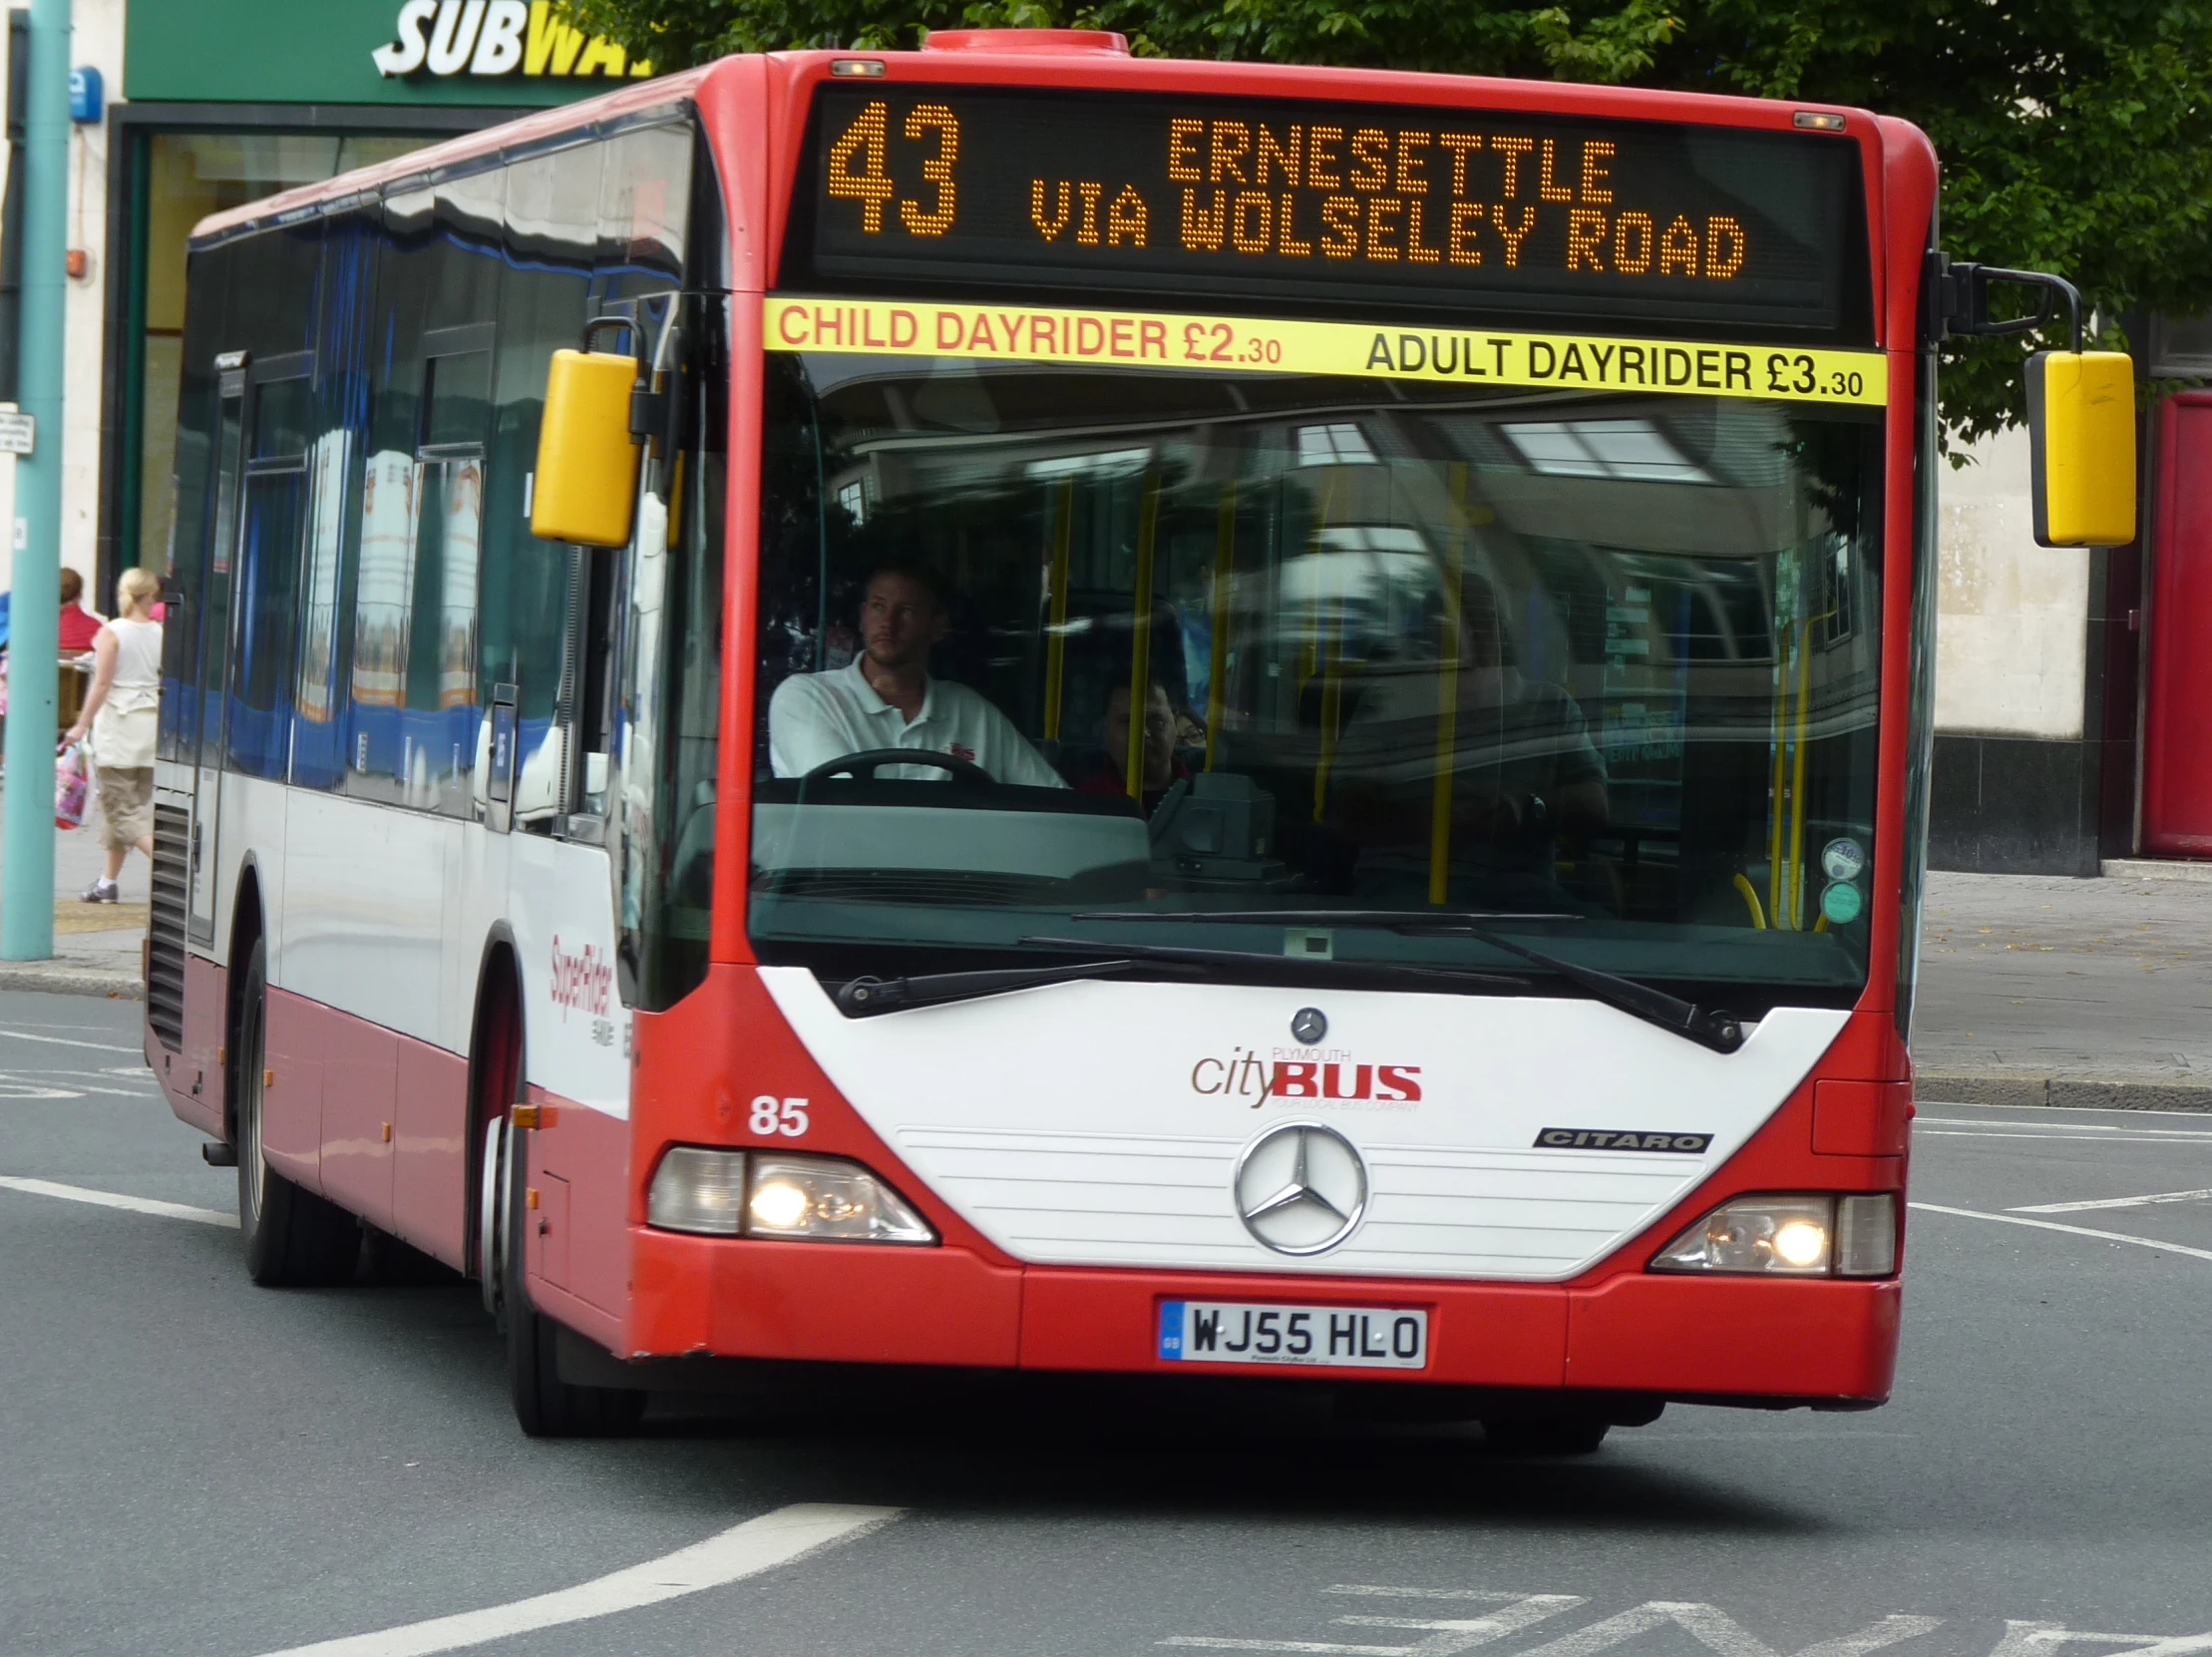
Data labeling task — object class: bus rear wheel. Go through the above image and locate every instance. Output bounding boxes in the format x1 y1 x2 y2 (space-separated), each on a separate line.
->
234 937 359 1287
495 1107 643 1438
1481 1418 1610 1456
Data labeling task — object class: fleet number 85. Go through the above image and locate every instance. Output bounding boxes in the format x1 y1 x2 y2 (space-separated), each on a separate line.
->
750 1095 810 1137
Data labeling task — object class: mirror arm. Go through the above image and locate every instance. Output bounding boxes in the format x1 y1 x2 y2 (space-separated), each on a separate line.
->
1933 254 2084 352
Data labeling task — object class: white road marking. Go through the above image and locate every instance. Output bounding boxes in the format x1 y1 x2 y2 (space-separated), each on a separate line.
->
0 1026 142 1053
1166 1589 1584 1655
2012 1187 2212 1214
1170 1600 1940 1657
1918 1116 2212 1135
1162 1641 1405 1655
247 1502 901 1657
1509 1605 1941 1657
1993 1627 2212 1657
1911 1201 2212 1262
0 1078 87 1099
0 1174 234 1226
1917 1121 2212 1143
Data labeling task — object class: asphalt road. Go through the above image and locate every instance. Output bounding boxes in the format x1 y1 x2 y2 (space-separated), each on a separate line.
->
7 988 2212 1657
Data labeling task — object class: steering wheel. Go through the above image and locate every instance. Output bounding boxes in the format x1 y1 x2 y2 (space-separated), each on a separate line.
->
800 748 994 786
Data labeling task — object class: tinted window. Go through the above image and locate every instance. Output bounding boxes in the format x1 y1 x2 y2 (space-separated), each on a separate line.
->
227 461 305 780
484 144 602 821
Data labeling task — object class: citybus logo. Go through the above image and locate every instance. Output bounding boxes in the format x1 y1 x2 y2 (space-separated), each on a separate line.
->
1191 1046 1422 1108
549 935 613 1023
372 1 655 81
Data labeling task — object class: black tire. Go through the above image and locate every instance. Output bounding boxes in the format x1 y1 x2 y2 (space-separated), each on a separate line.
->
235 936 359 1287
501 1101 643 1438
1481 1418 1610 1456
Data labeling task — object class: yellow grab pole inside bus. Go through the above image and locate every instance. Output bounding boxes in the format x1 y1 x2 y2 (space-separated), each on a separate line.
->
1126 475 1161 799
1766 626 1789 928
1042 480 1073 742
1207 481 1234 771
1429 463 1469 905
1786 617 1813 929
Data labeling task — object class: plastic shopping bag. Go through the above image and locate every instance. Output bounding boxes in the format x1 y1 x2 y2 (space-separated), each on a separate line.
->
54 742 87 830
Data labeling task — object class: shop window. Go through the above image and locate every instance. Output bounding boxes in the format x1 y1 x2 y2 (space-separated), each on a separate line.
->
2150 313 2212 378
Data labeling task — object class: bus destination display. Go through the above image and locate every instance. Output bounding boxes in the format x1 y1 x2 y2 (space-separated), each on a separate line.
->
798 87 1864 336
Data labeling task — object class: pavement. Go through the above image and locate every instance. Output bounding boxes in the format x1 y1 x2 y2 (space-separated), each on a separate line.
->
7 991 2212 1655
3 790 2210 1104
1912 866 2212 1109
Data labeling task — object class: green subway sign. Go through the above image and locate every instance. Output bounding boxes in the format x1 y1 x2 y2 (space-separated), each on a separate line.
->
126 0 657 107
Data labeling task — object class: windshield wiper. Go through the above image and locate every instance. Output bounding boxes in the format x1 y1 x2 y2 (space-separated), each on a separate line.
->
1017 937 1530 995
1066 910 1745 1054
834 957 1154 1017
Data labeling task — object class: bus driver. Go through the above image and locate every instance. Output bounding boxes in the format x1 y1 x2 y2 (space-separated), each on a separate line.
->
769 560 1068 787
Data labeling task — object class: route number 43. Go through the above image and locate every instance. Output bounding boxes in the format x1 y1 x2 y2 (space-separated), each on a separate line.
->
749 1095 810 1138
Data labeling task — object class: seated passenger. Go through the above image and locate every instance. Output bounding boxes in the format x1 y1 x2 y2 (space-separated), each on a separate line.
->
1075 675 1190 814
770 560 1066 787
1333 573 1608 909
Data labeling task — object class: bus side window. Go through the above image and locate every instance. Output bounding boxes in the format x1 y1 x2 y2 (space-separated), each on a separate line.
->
415 337 492 819
485 146 606 828
228 358 315 782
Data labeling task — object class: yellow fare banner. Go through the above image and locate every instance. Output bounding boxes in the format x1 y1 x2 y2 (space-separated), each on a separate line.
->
766 296 1888 407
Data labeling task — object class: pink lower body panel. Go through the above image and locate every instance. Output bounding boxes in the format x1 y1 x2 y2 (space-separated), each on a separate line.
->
260 988 473 1268
154 955 227 1139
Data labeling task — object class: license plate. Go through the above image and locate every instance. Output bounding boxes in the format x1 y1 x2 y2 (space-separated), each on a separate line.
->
1158 1300 1428 1370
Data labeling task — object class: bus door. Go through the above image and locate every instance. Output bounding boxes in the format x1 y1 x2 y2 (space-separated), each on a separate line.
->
185 352 245 943
185 350 313 944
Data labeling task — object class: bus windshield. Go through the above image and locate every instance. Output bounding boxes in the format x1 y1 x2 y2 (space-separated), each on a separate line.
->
752 347 1883 1011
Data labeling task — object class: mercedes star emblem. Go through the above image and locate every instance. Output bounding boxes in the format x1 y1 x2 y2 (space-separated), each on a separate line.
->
1233 1121 1368 1256
1290 1007 1327 1044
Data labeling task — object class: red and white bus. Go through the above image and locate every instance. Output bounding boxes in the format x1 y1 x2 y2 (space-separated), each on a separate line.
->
145 31 2127 1440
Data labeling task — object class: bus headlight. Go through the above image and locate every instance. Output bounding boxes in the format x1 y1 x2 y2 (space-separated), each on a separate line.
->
1651 1193 1897 1278
646 1147 937 1244
746 1155 936 1245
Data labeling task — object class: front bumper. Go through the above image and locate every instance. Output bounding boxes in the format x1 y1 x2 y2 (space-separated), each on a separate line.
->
624 1230 1900 1405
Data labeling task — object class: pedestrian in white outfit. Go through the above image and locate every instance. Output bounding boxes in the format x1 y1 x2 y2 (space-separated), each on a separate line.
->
64 567 164 902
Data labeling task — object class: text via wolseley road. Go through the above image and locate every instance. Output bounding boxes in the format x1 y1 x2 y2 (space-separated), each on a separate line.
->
764 296 1888 407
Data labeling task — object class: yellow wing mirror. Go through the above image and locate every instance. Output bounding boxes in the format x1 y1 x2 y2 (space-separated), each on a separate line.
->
2027 350 2135 547
1938 260 2137 549
532 320 644 548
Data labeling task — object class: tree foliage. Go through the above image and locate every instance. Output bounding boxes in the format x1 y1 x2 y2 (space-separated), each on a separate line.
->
564 0 2212 443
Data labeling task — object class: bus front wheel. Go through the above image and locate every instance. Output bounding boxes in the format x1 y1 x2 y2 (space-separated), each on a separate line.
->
498 1110 643 1438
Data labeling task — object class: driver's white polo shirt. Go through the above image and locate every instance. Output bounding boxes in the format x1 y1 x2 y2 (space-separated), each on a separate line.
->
768 659 1068 787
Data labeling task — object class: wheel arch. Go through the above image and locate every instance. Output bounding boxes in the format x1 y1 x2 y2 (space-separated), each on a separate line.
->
221 857 266 1143
466 925 527 1280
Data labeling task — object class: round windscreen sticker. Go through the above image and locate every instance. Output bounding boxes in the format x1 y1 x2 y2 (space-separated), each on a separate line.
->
1820 881 1865 925
1821 837 1867 883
